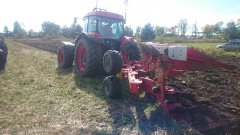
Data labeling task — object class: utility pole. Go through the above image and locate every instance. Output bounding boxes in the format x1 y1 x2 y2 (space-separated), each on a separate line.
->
96 0 98 9
125 9 127 24
124 0 128 24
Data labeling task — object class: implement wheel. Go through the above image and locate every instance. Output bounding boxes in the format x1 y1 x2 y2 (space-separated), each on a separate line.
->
57 45 75 69
103 75 122 99
103 50 122 75
74 38 103 77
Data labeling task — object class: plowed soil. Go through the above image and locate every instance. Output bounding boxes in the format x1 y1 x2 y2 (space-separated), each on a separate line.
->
14 39 240 134
169 56 240 134
13 39 65 53
176 56 240 115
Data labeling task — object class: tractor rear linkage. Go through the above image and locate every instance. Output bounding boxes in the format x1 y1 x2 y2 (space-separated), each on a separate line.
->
103 42 236 132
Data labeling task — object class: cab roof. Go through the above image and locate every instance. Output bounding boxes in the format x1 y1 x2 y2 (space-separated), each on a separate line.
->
84 8 125 21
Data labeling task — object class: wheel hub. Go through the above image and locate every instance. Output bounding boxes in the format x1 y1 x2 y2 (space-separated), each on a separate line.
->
58 50 64 65
104 55 112 72
77 45 87 70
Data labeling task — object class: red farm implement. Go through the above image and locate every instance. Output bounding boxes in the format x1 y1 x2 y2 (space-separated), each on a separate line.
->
57 8 239 134
102 42 237 133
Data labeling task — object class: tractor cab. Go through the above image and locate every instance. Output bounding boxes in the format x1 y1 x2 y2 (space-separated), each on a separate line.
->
83 8 125 39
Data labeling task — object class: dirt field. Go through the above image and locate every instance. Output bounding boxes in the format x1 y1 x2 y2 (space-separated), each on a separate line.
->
175 56 240 113
13 39 70 54
170 56 240 134
12 38 240 134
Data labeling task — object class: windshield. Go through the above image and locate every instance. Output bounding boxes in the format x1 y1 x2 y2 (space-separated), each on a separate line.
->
98 17 123 38
83 16 124 39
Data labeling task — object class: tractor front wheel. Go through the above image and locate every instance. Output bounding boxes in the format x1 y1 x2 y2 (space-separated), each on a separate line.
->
57 45 75 69
103 50 122 75
74 38 103 77
103 75 122 99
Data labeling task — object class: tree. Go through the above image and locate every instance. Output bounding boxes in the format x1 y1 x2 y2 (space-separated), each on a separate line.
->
140 23 155 41
177 18 188 37
155 26 165 36
61 18 82 38
3 26 9 34
13 21 27 38
202 24 214 38
13 21 21 34
192 22 198 38
124 26 133 37
3 26 11 37
28 29 35 38
224 21 240 40
70 18 82 38
164 27 170 35
42 21 60 38
71 24 82 38
61 26 71 38
237 18 240 26
61 24 82 39
170 26 178 35
134 26 141 39
214 21 224 34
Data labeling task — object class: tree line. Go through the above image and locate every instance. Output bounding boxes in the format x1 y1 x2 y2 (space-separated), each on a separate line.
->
2 18 240 41
2 18 82 39
124 18 240 41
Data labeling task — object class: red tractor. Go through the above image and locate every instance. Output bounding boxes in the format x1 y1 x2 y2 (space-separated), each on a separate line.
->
58 8 140 77
58 8 238 133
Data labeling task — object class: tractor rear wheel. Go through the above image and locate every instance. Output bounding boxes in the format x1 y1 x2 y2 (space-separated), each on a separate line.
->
103 75 122 99
74 38 103 77
103 50 122 75
0 49 7 71
57 45 75 69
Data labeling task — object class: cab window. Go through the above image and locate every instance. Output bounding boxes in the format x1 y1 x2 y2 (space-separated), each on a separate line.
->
88 16 97 32
83 17 88 33
98 17 123 38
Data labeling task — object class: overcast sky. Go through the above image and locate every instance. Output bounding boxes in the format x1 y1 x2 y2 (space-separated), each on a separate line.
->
0 0 239 32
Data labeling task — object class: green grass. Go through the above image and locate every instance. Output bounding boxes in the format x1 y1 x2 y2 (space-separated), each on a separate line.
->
0 40 107 134
179 42 240 57
154 36 225 43
0 40 199 134
183 43 222 48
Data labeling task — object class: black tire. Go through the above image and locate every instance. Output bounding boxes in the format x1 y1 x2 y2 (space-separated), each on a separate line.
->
57 45 75 69
0 49 7 71
0 38 8 55
103 75 122 99
103 50 122 75
125 42 141 61
74 38 103 77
